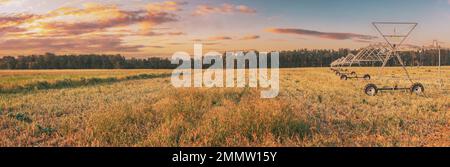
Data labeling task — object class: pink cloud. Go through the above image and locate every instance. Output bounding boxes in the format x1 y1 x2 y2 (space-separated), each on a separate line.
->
207 36 232 40
239 35 260 40
0 35 145 52
266 28 377 42
236 5 257 14
136 31 185 36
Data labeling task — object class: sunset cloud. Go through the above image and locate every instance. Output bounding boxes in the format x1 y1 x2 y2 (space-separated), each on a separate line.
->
147 1 187 13
0 0 444 57
207 36 232 40
131 31 186 36
191 39 220 46
235 5 257 14
239 35 260 40
266 28 377 41
0 2 181 38
166 32 186 36
193 36 233 42
0 35 144 53
202 42 220 46
193 3 256 16
0 1 185 54
0 14 39 35
0 0 11 5
0 13 36 24
167 42 185 45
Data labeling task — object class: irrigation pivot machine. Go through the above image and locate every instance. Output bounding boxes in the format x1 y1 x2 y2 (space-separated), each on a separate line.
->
364 22 424 96
330 53 361 78
335 43 392 80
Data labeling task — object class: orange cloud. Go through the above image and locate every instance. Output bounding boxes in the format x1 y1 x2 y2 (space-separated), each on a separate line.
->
239 35 260 40
0 1 186 55
0 2 181 38
207 36 232 40
166 32 186 36
0 0 11 5
147 1 187 13
266 28 377 41
193 3 256 16
167 42 185 45
202 42 220 46
38 11 177 36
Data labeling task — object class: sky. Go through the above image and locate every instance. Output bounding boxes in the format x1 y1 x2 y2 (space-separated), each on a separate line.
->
0 0 449 57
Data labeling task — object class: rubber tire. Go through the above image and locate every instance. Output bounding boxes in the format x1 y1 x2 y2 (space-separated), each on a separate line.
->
340 75 348 80
363 74 371 80
411 83 424 95
364 84 378 96
351 71 356 75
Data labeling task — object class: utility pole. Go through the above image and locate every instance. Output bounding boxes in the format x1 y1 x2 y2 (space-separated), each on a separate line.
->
433 40 442 89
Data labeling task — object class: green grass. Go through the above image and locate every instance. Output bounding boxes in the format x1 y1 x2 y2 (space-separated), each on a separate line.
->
0 73 170 94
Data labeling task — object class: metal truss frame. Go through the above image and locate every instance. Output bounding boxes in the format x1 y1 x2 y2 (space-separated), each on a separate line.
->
372 22 418 84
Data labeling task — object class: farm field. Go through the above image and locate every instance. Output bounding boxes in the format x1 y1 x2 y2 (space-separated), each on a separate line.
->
0 69 170 89
0 67 449 147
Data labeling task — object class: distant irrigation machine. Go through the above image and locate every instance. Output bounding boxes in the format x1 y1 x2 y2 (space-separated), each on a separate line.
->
330 43 393 81
330 55 356 77
331 22 436 96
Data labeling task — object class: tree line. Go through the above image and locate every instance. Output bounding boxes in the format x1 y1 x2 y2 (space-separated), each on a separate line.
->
0 49 448 69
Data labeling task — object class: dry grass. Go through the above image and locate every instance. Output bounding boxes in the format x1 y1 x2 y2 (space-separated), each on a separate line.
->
0 67 448 147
